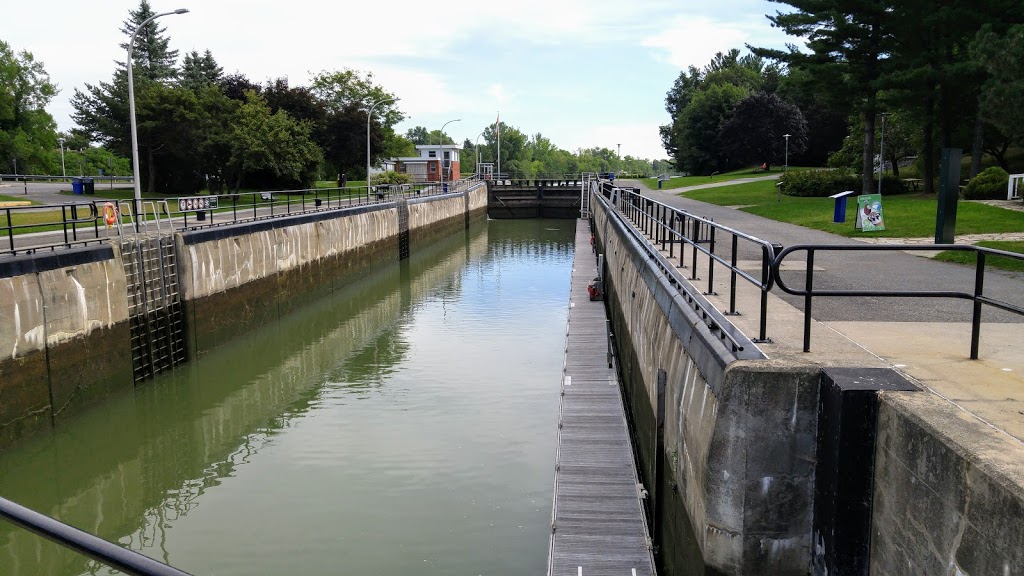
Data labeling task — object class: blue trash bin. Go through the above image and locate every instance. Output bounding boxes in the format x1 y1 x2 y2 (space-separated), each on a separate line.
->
609 172 616 182
72 177 83 194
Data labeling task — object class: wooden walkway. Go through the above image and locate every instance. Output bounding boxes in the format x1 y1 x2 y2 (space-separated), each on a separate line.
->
548 219 656 576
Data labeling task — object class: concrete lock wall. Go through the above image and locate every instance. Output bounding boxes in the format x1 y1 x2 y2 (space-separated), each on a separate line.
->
871 392 1024 575
0 246 133 448
591 195 819 576
0 185 487 449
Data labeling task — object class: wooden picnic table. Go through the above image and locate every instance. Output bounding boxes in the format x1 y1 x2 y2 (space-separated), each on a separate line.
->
902 178 923 191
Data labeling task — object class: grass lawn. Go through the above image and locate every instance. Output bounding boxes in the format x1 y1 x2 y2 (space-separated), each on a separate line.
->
682 179 1024 238
0 194 40 205
934 241 1024 272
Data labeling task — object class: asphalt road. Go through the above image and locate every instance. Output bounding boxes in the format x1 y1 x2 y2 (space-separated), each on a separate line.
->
0 180 134 205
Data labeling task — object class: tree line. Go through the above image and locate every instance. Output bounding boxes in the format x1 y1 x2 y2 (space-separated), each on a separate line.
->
3 0 668 195
660 0 1024 193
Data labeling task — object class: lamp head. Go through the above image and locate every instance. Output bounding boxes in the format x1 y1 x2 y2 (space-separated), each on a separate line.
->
174 8 189 14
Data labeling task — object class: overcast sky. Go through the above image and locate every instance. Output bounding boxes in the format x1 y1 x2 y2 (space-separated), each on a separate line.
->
5 0 794 161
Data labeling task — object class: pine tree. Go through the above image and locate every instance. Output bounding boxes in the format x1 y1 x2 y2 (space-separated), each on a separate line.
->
753 0 897 193
180 50 223 92
117 0 180 82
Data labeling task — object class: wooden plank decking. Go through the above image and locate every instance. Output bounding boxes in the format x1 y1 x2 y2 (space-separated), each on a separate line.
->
548 219 656 576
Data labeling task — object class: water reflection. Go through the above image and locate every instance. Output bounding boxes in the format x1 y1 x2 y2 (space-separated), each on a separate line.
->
0 219 574 576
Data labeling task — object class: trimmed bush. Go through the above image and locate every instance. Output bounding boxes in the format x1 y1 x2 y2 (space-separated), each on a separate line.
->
370 171 414 185
779 169 909 197
964 166 1009 200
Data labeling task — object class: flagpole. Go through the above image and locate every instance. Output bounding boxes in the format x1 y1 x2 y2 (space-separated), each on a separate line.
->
496 112 501 178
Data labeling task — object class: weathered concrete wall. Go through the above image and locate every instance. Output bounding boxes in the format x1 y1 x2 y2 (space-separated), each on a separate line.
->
0 246 133 448
592 194 819 575
870 392 1024 576
180 185 486 356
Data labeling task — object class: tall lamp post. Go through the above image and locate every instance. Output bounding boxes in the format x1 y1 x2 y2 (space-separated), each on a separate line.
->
57 138 66 181
475 131 485 178
616 143 621 177
366 97 396 196
438 118 461 187
128 7 188 217
783 133 791 172
878 113 890 195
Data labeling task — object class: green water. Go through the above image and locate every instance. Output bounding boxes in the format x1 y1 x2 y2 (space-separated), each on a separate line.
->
0 219 576 575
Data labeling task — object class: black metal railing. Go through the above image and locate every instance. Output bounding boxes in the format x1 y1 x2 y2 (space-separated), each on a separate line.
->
0 495 191 575
604 183 780 342
593 184 763 356
2 201 106 255
772 244 1024 358
1 179 486 253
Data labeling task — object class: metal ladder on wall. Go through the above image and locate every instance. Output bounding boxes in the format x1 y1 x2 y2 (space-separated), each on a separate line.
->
581 172 598 219
115 201 186 382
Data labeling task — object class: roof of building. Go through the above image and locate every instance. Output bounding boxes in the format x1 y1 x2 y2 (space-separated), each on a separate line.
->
414 144 461 150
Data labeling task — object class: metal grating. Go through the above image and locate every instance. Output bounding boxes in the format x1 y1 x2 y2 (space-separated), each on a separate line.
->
548 219 656 576
120 234 185 382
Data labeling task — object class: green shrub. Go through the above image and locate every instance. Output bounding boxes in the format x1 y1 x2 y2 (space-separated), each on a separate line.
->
779 169 859 197
369 171 414 185
964 166 1009 200
779 170 909 197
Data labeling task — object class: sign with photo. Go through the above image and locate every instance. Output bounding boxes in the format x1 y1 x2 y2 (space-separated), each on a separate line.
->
856 194 885 232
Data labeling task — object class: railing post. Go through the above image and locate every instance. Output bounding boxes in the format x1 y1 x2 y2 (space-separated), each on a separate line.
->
803 249 815 352
971 251 985 359
706 225 716 295
668 210 676 259
690 219 698 279
5 208 13 252
728 234 738 314
61 205 69 246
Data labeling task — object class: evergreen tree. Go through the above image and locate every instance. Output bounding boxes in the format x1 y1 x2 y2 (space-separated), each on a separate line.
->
180 50 223 92
117 0 180 82
754 0 897 193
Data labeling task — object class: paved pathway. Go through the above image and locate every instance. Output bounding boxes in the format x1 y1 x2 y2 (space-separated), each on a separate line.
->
616 177 1024 446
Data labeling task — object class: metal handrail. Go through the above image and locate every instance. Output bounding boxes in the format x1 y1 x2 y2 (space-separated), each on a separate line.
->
1 201 104 255
0 495 191 575
772 244 1024 358
592 185 760 355
607 184 781 342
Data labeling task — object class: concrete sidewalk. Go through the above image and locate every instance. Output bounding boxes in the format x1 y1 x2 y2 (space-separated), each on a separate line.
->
616 178 1024 448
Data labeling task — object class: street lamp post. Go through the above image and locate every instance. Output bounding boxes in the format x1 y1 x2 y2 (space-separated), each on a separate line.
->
128 7 188 218
366 97 396 198
617 143 621 177
438 118 461 187
476 131 485 178
58 138 66 181
783 133 791 172
878 113 890 195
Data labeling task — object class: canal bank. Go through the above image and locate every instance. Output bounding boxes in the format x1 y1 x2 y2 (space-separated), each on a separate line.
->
0 185 487 449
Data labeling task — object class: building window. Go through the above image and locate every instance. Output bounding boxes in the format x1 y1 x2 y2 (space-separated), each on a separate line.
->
428 151 436 158
444 151 450 160
430 163 436 172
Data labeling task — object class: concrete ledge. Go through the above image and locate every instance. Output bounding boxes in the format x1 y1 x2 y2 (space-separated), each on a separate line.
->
0 244 114 278
872 391 1024 575
180 202 388 245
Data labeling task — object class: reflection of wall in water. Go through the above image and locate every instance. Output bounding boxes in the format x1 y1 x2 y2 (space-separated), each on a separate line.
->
0 221 489 575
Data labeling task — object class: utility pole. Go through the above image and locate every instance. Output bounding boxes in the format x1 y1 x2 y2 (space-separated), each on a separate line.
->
878 113 890 195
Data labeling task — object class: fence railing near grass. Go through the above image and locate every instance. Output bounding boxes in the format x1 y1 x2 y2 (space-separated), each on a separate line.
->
600 181 781 344
597 184 1024 360
0 179 484 255
772 244 1024 359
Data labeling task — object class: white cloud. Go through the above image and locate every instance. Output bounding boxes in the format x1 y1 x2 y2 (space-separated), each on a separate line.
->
641 16 753 69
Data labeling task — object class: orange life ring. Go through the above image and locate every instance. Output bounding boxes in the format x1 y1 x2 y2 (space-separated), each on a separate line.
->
103 202 117 227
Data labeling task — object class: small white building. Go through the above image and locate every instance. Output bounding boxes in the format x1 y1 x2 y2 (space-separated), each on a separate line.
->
394 144 461 182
